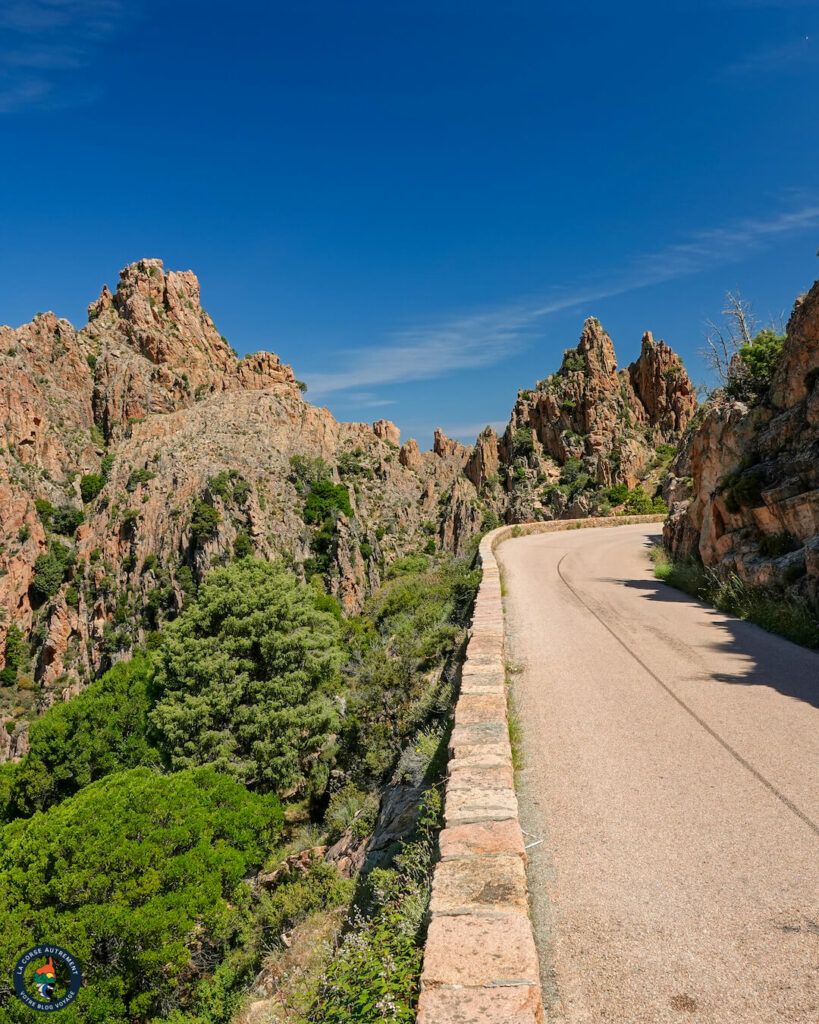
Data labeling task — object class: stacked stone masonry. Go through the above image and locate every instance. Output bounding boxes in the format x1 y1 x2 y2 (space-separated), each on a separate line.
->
417 514 665 1024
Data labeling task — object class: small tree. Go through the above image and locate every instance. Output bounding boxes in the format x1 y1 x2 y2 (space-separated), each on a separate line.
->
150 559 344 795
189 499 221 540
80 473 105 503
0 624 24 686
701 291 786 399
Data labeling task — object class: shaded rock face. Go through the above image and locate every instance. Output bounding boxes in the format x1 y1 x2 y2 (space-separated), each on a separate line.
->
665 279 819 607
465 318 695 524
0 260 469 753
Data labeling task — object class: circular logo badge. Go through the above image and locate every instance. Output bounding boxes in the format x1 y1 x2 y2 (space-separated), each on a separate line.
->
13 946 81 1012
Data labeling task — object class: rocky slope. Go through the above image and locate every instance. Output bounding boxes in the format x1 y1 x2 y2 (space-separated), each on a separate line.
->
0 263 696 758
665 278 819 608
0 260 470 756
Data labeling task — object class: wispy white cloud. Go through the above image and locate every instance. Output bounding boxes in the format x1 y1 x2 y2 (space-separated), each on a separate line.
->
0 0 131 113
331 391 397 409
304 203 819 399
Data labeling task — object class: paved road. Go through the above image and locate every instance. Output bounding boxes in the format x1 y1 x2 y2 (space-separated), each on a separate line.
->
497 523 819 1024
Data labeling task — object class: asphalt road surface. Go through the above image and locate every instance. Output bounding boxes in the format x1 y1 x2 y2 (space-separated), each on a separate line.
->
497 523 818 1024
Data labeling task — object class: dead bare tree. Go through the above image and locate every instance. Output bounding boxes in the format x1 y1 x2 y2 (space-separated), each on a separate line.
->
700 291 758 391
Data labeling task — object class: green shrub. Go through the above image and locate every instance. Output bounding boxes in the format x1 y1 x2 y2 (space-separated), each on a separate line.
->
16 523 30 543
325 782 369 841
190 499 221 540
50 504 84 536
100 452 115 477
0 624 24 687
289 454 331 489
340 556 478 783
306 788 442 1023
141 554 158 573
2 657 158 819
150 559 344 795
727 330 786 402
64 585 79 608
359 541 373 560
423 538 436 555
386 553 429 578
511 428 535 461
758 532 796 559
233 533 253 559
80 473 105 503
31 543 71 601
562 352 586 374
560 456 584 484
0 767 283 1023
126 467 156 491
303 480 353 524
625 485 653 514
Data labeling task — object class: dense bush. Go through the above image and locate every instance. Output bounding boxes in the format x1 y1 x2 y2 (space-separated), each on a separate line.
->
303 480 353 524
339 555 478 782
0 624 23 687
306 787 442 1022
50 504 85 536
126 467 156 491
0 767 283 1024
80 473 105 503
150 559 344 794
233 533 253 559
606 483 630 507
289 454 331 489
386 553 429 578
727 329 786 402
511 428 535 461
2 657 158 820
190 499 222 540
31 542 73 601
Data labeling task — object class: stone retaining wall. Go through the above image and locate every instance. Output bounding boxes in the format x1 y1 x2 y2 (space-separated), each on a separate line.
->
416 514 665 1023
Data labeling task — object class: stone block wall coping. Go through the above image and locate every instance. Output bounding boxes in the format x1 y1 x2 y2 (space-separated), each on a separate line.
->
416 514 665 1024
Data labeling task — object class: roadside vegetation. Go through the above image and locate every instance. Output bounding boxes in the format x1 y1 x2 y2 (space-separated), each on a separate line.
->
649 546 819 650
0 547 479 1024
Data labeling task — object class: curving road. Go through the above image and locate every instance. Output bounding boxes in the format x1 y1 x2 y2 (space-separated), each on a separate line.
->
497 523 819 1024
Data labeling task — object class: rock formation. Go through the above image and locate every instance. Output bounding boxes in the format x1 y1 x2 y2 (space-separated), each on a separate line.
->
464 318 695 524
0 260 470 753
665 279 819 607
0 263 699 756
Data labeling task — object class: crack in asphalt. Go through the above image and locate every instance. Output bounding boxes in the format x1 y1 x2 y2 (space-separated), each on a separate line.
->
556 551 819 839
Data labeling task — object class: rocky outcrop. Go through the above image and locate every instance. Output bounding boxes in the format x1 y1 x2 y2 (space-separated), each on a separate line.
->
628 331 696 434
0 260 470 753
465 428 500 492
0 265 699 753
465 318 695 525
665 279 819 607
372 418 400 446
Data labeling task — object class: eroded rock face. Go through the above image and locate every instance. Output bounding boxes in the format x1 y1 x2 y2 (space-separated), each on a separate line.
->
665 279 819 607
466 318 695 524
372 418 400 446
0 260 470 754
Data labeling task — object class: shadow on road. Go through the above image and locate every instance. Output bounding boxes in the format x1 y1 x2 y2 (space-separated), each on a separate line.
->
609 541 819 711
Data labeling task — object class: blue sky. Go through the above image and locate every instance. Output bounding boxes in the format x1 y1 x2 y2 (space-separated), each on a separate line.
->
1 1 817 445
